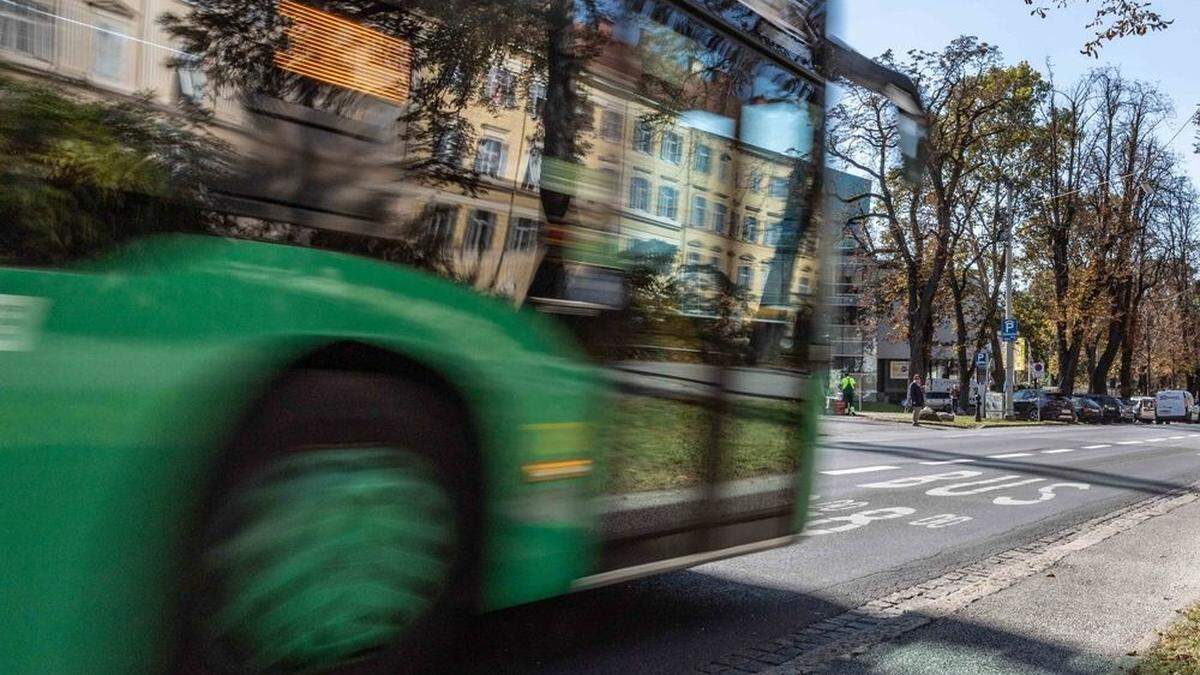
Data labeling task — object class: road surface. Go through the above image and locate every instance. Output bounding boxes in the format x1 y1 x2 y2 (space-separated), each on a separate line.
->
454 417 1200 673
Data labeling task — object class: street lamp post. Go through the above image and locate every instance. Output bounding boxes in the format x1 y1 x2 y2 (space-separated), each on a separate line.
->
1002 205 1015 419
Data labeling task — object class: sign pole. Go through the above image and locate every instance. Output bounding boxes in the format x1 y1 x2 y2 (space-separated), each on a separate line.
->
1004 210 1014 419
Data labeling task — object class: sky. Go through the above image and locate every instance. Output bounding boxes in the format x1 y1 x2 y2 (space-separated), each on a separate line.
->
834 0 1200 184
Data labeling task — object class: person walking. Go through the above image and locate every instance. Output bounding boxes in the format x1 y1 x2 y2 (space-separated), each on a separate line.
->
840 373 857 415
909 375 925 426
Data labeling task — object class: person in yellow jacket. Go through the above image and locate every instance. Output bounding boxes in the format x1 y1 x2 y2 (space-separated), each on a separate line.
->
839 374 857 415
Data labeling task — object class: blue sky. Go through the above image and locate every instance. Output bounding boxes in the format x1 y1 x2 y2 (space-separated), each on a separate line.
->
834 0 1200 183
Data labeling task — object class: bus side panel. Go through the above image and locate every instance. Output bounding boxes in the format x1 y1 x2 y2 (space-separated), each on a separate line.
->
0 238 602 674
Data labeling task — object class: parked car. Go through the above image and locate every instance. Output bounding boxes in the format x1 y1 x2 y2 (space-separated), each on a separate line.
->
1070 395 1105 424
1130 396 1156 423
924 390 954 412
1012 389 1076 422
1154 390 1194 424
1118 398 1138 423
1190 401 1200 424
1082 394 1123 424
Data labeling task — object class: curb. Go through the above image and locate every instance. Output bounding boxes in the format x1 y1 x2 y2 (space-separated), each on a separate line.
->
697 482 1200 673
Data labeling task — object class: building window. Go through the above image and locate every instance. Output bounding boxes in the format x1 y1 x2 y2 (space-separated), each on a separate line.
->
742 215 759 243
686 251 701 266
712 203 728 235
485 67 517 108
629 176 650 211
521 147 541 190
737 265 752 288
91 20 124 82
656 185 678 220
435 129 464 164
527 81 546 116
765 221 782 246
633 121 654 154
747 168 762 193
426 206 458 247
601 110 623 142
689 195 708 229
508 217 539 251
177 59 208 106
0 0 53 61
797 275 812 295
659 130 682 164
692 144 711 174
474 138 507 177
464 210 496 252
768 176 789 199
719 154 732 181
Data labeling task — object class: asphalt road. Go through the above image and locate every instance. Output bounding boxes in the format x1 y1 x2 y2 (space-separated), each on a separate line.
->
454 417 1200 674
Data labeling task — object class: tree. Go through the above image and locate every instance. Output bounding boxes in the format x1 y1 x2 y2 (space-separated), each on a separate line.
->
0 75 228 264
1023 0 1172 56
829 38 1042 383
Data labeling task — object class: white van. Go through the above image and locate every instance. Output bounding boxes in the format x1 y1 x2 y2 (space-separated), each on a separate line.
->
1154 390 1194 424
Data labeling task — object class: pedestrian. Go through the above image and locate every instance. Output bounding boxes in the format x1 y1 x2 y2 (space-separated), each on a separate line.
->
840 373 857 415
909 375 925 426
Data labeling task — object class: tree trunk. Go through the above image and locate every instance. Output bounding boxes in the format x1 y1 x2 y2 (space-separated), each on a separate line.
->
990 333 1004 390
1118 335 1135 398
949 274 971 411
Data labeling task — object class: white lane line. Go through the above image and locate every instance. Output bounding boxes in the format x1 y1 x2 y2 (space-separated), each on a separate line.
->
1082 444 1111 449
1145 438 1166 442
989 452 1035 459
1043 448 1075 454
1116 441 1143 445
820 465 899 476
1169 435 1187 440
1191 434 1200 438
919 458 977 465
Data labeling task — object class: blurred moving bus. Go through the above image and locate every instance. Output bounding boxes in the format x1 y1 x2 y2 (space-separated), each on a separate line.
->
0 0 922 671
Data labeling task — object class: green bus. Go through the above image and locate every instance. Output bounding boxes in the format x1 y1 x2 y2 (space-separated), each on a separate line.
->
0 0 922 671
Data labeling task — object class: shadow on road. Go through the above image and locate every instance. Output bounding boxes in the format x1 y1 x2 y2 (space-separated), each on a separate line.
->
447 568 1105 674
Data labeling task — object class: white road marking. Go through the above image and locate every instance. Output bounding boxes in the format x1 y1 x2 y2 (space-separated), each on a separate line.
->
1145 438 1166 442
1169 436 1187 440
821 465 900 476
1043 448 1075 454
1116 441 1143 445
989 452 1035 458
920 458 977 465
1191 435 1200 438
1082 444 1111 449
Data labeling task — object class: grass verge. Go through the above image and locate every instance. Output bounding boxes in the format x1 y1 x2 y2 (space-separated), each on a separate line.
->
1133 604 1200 674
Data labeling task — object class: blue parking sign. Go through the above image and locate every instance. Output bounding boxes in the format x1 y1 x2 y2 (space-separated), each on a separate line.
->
1000 318 1019 341
975 351 989 367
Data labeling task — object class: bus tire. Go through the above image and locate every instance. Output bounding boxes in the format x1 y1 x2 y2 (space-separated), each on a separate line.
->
180 370 479 673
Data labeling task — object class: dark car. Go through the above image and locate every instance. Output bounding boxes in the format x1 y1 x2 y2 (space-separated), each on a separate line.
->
1013 389 1076 422
1070 395 1105 424
1083 394 1123 424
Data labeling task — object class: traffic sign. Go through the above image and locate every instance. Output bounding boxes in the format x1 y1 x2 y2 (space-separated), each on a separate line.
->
1000 318 1019 342
1031 361 1045 379
975 351 989 367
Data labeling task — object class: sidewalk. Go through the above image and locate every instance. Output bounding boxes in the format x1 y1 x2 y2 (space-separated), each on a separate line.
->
818 494 1200 674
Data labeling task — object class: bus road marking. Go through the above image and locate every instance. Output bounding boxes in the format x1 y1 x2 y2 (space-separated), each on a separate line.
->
989 452 1034 459
1082 444 1111 449
920 459 976 465
821 465 899 476
1043 448 1075 454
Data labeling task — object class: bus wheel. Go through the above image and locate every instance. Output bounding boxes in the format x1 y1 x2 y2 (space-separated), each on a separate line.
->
182 371 477 673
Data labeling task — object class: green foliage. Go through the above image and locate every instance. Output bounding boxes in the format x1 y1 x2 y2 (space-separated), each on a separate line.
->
0 75 229 264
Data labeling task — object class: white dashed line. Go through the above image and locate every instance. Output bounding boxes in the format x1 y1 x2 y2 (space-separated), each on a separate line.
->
989 452 1034 459
919 459 977 465
1116 441 1143 445
1082 444 1111 449
820 465 899 476
1191 435 1200 438
1043 448 1075 454
1169 436 1187 440
1145 438 1166 442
